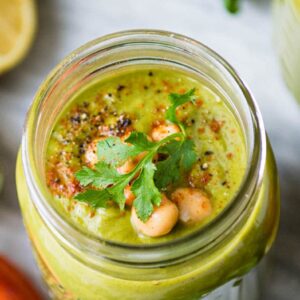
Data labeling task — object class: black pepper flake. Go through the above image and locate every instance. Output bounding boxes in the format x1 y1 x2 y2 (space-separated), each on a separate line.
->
222 181 227 186
70 115 81 124
79 143 86 155
115 117 131 135
156 89 161 94
204 151 214 156
118 117 131 128
62 139 70 145
148 71 153 76
191 119 195 124
117 85 125 92
157 153 169 162
144 85 149 90
108 93 112 97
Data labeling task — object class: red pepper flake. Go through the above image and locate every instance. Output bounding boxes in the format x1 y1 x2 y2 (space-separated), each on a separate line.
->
200 172 212 185
155 104 166 113
162 80 171 92
178 88 186 94
210 119 222 133
47 164 81 198
227 153 233 160
198 127 205 134
153 120 163 127
196 99 203 107
90 210 96 218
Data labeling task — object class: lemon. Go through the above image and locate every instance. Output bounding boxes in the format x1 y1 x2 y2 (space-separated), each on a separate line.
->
0 0 36 74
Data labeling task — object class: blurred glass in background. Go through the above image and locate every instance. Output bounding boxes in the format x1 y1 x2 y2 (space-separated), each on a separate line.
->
0 165 2 193
273 0 300 103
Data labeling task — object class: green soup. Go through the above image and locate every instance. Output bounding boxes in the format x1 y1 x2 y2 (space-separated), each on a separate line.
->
16 64 279 300
16 30 280 300
45 67 246 245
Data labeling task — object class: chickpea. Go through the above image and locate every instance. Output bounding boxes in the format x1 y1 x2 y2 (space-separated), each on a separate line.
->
117 151 147 175
151 123 180 142
84 137 106 167
117 159 136 174
131 195 179 237
124 185 135 206
84 134 146 173
50 163 78 198
171 188 212 224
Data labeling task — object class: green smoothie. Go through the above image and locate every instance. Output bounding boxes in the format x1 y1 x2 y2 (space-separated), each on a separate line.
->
16 65 279 300
45 67 246 244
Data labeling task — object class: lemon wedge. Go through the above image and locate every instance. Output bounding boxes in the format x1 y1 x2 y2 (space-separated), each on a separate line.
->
0 0 36 74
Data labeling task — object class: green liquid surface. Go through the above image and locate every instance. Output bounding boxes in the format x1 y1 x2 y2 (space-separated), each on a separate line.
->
45 67 247 245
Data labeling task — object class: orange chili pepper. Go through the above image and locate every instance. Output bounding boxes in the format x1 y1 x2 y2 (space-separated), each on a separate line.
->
0 256 43 300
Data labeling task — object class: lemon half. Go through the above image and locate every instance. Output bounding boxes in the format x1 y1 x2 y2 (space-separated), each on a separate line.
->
0 0 36 74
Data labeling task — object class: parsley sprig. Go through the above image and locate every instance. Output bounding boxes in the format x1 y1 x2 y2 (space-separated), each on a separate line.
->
74 89 198 222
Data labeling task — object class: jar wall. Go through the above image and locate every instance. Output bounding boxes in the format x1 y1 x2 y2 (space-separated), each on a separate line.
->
16 143 279 300
16 30 280 300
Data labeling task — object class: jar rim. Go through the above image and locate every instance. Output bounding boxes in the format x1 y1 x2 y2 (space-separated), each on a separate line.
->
22 29 266 265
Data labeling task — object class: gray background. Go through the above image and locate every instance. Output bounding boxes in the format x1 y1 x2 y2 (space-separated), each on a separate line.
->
0 0 299 299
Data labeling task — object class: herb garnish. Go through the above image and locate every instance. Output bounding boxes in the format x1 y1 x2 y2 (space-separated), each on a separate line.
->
74 89 198 222
224 0 240 14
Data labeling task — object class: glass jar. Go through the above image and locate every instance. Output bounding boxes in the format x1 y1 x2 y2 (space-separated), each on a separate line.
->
273 0 300 103
16 30 280 300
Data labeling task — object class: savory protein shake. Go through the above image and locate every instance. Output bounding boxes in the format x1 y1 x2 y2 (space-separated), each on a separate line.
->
16 30 279 300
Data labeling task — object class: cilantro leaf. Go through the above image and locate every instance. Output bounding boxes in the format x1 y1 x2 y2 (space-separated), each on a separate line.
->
104 183 128 209
73 88 198 222
75 162 123 188
74 189 111 208
180 139 198 171
75 174 129 210
155 139 197 189
224 0 239 13
97 136 140 166
74 166 97 186
125 131 155 150
165 88 196 125
154 154 181 189
132 161 162 222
